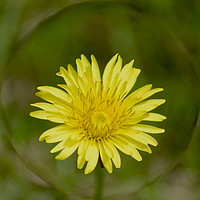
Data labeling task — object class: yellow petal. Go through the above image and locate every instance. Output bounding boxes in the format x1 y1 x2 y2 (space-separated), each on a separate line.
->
109 136 142 161
45 132 72 143
98 140 113 173
131 124 165 134
116 59 136 95
35 91 56 103
30 110 49 120
70 130 83 141
76 58 85 78
139 132 158 146
39 124 68 141
78 76 88 96
84 142 99 174
56 66 68 82
107 73 120 98
55 139 79 160
67 64 79 87
106 140 121 168
85 139 96 161
134 99 166 112
83 66 96 92
37 86 71 102
91 55 101 94
102 54 118 93
30 109 68 123
81 54 90 67
58 84 80 106
110 55 122 86
118 129 158 146
115 81 127 97
131 84 152 99
122 111 147 125
78 138 89 155
53 100 73 115
50 140 66 153
47 114 66 123
101 139 113 158
35 91 72 108
91 55 101 82
141 88 164 100
109 136 132 155
77 139 90 169
31 102 58 112
56 66 78 88
130 147 142 161
117 134 152 153
122 84 152 108
143 113 166 122
125 68 141 94
77 153 86 169
119 59 134 80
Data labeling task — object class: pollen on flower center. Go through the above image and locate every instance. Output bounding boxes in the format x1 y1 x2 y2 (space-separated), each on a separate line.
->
77 95 124 139
80 105 117 139
91 111 110 127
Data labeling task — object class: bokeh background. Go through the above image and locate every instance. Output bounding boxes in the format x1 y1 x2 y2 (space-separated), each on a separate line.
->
0 0 200 199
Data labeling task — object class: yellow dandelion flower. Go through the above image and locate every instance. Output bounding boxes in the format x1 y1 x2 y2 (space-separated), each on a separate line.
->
30 54 166 174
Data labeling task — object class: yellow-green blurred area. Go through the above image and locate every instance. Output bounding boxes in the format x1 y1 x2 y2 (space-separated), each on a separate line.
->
0 0 200 199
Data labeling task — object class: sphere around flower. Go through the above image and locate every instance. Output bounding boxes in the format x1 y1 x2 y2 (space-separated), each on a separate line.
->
30 54 166 174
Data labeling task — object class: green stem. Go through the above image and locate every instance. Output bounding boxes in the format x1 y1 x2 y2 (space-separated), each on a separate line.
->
94 161 104 200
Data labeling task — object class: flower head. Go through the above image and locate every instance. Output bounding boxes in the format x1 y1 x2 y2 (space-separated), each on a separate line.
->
30 54 166 174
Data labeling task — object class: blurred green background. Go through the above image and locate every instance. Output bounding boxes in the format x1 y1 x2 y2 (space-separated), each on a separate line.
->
0 0 199 199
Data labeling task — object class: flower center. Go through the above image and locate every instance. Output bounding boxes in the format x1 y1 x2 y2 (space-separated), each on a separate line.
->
74 92 134 140
91 111 110 127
